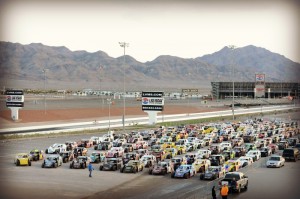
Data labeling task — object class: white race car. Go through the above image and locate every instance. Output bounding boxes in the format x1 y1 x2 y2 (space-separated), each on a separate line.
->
266 155 285 168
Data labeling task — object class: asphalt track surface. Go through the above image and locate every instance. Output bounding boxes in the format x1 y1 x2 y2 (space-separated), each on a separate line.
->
0 112 299 199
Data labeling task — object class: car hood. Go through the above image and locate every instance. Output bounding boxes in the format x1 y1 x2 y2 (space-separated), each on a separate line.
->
45 159 55 164
267 160 280 164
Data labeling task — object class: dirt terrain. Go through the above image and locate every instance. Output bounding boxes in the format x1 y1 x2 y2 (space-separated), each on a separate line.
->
0 96 227 128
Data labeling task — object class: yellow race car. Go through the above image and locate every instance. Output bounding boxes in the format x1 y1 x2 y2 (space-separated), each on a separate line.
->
175 144 187 155
162 142 175 149
224 159 241 172
29 149 44 161
14 153 31 166
164 147 178 159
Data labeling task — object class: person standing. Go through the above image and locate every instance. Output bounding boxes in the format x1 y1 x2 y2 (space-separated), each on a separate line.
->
220 184 229 199
212 186 217 199
88 162 94 177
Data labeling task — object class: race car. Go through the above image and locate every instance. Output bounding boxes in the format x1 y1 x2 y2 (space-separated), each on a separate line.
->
29 149 44 161
45 143 67 154
140 155 156 167
42 155 63 168
60 151 74 163
94 141 112 151
73 147 88 157
90 152 106 163
14 153 31 166
224 160 241 172
100 158 123 171
70 156 88 169
121 160 144 173
192 159 211 173
200 166 226 180
149 161 172 175
171 164 196 179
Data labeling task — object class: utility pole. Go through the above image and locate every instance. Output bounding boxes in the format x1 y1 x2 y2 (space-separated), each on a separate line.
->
119 42 129 133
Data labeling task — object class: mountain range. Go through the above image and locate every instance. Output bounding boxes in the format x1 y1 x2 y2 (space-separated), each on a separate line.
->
0 41 299 91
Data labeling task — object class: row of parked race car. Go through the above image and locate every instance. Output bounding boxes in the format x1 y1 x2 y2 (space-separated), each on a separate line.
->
14 118 300 185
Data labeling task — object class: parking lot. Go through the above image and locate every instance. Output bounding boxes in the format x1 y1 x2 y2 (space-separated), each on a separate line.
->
0 112 299 199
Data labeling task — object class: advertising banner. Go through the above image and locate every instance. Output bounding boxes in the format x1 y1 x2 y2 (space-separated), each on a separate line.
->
6 90 24 108
142 97 164 105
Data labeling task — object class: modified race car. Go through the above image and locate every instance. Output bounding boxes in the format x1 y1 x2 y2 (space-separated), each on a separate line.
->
70 156 88 169
42 155 63 168
200 166 226 180
90 152 106 163
99 158 123 171
29 149 44 161
171 164 196 179
14 153 31 166
149 161 172 175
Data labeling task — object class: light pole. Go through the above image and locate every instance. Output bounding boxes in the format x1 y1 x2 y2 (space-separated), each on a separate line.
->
43 68 48 114
228 45 237 120
119 42 129 133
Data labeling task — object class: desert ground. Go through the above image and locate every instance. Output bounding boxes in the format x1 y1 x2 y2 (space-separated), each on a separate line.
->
0 95 227 128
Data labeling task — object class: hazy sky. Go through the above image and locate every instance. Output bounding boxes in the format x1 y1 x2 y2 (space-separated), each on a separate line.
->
1 0 299 63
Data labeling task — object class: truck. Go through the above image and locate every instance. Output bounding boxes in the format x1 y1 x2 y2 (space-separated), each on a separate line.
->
219 172 248 193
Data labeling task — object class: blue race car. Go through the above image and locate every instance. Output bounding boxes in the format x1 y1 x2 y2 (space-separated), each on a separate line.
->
171 164 196 179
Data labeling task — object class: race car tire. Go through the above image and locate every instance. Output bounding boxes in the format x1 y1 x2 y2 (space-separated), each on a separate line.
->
42 163 45 168
28 161 31 166
70 164 73 169
171 173 175 178
17 160 20 166
237 185 241 193
184 173 188 179
244 182 248 190
149 170 152 175
34 156 38 161
100 166 103 171
200 174 204 180
45 149 48 154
